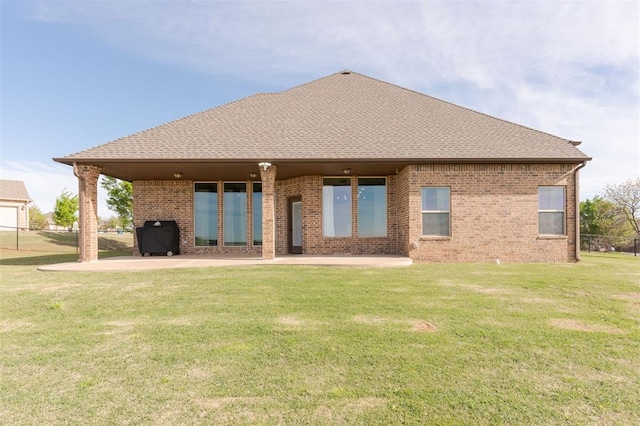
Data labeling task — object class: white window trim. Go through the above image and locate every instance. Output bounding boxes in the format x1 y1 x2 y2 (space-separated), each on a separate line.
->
538 186 566 236
421 186 451 237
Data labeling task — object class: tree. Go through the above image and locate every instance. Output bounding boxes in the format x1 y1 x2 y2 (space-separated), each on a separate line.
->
101 176 133 231
29 204 48 230
52 190 79 231
604 178 640 236
580 196 617 235
580 196 631 250
100 215 121 231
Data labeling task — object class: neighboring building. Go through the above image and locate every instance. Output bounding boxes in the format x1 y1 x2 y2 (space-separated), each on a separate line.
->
44 213 78 232
0 179 32 231
54 71 590 263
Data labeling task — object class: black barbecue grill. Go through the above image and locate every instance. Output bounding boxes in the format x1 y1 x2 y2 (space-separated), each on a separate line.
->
136 220 180 256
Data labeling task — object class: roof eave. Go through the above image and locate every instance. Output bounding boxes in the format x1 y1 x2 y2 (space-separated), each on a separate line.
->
54 156 593 165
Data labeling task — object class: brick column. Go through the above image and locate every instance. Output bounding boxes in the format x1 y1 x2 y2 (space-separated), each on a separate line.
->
74 164 101 262
259 163 277 260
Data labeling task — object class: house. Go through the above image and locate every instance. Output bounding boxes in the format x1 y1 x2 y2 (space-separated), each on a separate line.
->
54 71 591 263
0 179 32 231
44 213 78 232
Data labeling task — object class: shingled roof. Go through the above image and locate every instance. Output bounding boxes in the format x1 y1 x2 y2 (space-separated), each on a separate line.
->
55 71 589 180
0 180 32 202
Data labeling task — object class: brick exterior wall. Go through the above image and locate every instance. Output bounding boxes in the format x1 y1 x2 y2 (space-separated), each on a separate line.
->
275 175 398 255
76 164 101 262
133 180 263 256
130 163 580 262
405 163 578 263
260 165 277 259
396 167 411 256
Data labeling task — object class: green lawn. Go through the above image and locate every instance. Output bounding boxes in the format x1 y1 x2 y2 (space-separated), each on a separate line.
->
0 230 133 254
0 250 638 425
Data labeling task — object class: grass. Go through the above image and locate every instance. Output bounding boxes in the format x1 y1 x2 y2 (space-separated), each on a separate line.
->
0 231 133 266
0 247 638 425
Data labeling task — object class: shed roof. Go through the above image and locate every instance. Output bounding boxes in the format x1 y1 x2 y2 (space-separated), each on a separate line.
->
54 71 590 180
0 180 32 202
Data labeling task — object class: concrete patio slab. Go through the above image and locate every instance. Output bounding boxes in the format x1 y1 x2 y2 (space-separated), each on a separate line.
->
38 254 413 272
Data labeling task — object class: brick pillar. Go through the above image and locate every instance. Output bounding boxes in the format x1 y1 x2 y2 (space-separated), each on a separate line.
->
74 164 101 262
259 164 277 260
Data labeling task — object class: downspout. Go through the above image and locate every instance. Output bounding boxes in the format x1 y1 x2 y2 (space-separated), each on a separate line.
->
574 161 587 261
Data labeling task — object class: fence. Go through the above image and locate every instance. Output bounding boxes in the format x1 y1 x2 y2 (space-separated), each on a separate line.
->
580 234 638 256
0 226 133 254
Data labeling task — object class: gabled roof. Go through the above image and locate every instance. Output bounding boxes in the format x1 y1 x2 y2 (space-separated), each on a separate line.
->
55 71 590 180
0 180 32 202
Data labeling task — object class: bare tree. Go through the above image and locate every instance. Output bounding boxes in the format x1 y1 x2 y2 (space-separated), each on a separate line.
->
604 178 640 236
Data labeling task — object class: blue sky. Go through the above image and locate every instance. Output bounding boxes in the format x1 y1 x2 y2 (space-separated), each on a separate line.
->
1 0 638 218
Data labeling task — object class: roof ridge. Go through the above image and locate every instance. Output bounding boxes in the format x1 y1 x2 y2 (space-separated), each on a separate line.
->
351 71 577 145
276 69 579 146
276 70 356 94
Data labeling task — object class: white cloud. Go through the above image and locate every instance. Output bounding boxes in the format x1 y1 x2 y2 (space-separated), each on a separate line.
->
506 85 639 198
26 0 640 197
0 160 111 218
33 1 637 85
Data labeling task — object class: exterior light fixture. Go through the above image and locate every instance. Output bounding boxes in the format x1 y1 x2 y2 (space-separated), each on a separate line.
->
173 173 183 178
249 173 258 179
343 168 351 175
258 162 272 171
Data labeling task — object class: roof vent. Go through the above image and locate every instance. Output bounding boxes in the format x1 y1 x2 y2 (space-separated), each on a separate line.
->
341 70 351 75
569 141 582 146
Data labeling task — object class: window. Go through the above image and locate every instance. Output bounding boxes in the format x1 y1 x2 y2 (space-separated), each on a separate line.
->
252 182 262 246
323 177 352 237
224 182 247 246
357 178 387 237
422 187 450 236
538 186 565 235
194 183 218 246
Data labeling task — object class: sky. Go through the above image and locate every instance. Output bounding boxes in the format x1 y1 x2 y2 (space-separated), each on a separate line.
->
1 0 638 219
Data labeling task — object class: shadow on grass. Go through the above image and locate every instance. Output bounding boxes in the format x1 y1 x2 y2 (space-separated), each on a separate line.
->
39 231 78 248
38 231 131 251
0 253 79 266
97 236 132 251
0 250 132 266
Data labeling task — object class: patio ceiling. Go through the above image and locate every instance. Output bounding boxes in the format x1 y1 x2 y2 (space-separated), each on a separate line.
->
62 157 587 182
68 159 414 182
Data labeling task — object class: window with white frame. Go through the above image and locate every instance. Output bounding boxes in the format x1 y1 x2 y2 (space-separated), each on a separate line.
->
323 177 352 237
357 177 387 237
538 186 565 235
422 187 450 236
